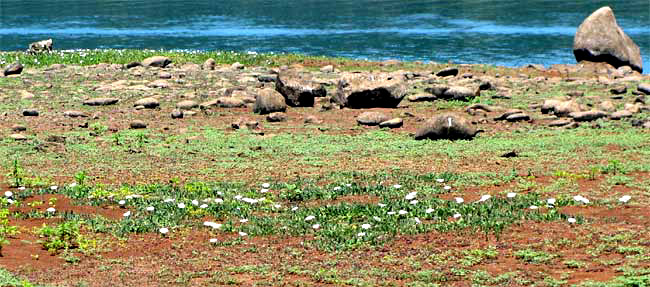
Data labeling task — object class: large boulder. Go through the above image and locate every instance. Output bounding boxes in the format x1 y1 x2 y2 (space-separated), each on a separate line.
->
573 7 642 73
3 63 23 76
275 72 325 107
254 88 287 114
415 113 479 141
142 56 172 68
356 112 390 126
334 73 406 108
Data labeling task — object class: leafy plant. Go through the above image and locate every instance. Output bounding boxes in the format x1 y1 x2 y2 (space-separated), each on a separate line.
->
36 221 86 254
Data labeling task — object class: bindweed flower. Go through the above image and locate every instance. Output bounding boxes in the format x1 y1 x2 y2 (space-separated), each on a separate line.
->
425 208 435 214
260 188 269 193
6 199 13 204
387 211 396 215
164 198 175 203
214 198 223 204
333 186 341 191
177 203 186 209
568 217 576 224
444 185 452 191
312 224 320 230
234 195 243 200
393 184 402 189
146 206 155 212
50 186 58 191
199 204 208 209
398 210 408 215
573 195 589 204
357 232 366 237
274 204 281 208
547 198 556 205
436 178 445 183
118 200 126 206
262 183 270 188
373 216 381 222
346 184 352 187
410 200 418 205
46 207 56 213
123 211 131 217
455 197 464 204
304 215 315 221
478 195 491 202
529 205 539 209
619 195 631 203
209 238 219 243
405 192 417 200
191 200 199 206
4 191 12 198
159 227 169 235
361 224 371 230
507 192 517 198
68 182 77 188
204 221 222 229
239 219 248 223
18 187 25 191
291 206 298 211
238 231 248 237
453 213 461 219
414 217 422 224
378 203 387 207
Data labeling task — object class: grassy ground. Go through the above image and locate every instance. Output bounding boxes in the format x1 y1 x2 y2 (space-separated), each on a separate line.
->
0 50 649 286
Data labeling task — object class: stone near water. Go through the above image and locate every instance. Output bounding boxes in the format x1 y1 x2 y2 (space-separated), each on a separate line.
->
3 63 23 76
599 101 616 112
637 84 650 95
126 62 142 69
356 112 390 126
436 67 459 77
231 62 245 70
426 85 478 102
379 118 403 129
275 72 326 107
216 97 246 108
22 109 39 117
254 88 287 115
415 113 478 141
83 97 120 106
202 58 216 70
573 7 642 73
142 56 171 68
335 73 406 108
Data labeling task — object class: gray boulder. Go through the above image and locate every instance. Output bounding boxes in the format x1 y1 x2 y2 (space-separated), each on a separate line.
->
3 63 23 76
176 100 198 110
83 97 119 106
134 97 160 109
356 112 390 126
638 84 650 95
142 56 172 68
335 73 406 108
379 118 403 129
415 113 478 141
254 88 287 114
426 85 478 101
275 73 326 107
573 7 642 73
569 110 608 122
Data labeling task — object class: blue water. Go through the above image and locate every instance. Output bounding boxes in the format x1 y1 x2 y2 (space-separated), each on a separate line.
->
0 0 648 69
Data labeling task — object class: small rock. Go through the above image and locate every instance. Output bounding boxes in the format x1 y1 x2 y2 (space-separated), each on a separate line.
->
20 91 35 100
158 72 172 79
609 110 633 120
134 97 160 109
202 58 216 70
216 98 246 108
11 124 26 132
304 115 322 124
407 93 437 102
83 97 120 106
599 101 616 112
176 100 198 110
637 84 650 95
266 112 288 122
567 91 584 98
569 110 608 122
436 67 459 77
548 119 573 127
624 103 641 113
142 56 171 68
494 109 524 121
148 79 171 89
379 118 403 129
320 65 334 73
9 134 28 141
125 62 142 69
22 109 39 116
171 109 183 119
130 120 147 129
635 95 646 104
505 113 530 122
427 85 478 101
478 81 493 91
461 73 473 79
414 113 479 141
3 63 23 76
64 110 87 118
466 103 493 113
356 112 390 126
231 62 245 70
500 150 518 158
610 86 627 95
245 121 259 130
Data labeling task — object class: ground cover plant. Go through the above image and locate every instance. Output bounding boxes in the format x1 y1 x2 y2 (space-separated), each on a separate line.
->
0 50 649 286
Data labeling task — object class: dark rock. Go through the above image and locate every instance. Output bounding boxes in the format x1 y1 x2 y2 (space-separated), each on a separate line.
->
83 97 119 106
414 113 479 141
427 85 479 102
266 112 288 122
610 86 627 95
130 120 147 129
356 112 390 126
22 109 39 117
142 56 171 68
257 74 277 83
46 135 66 143
126 62 142 69
3 63 23 76
478 81 493 91
567 91 584 98
436 67 459 77
501 150 518 158
254 88 287 114
505 113 530 122
637 84 650 95
334 74 406 108
379 118 403 129
11 124 26 132
466 103 493 113
569 110 608 122
171 109 183 119
494 109 524 121
134 97 160 109
635 95 646 104
275 73 326 107
573 7 642 73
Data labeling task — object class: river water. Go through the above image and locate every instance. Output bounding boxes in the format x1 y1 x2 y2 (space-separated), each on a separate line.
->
0 0 648 68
